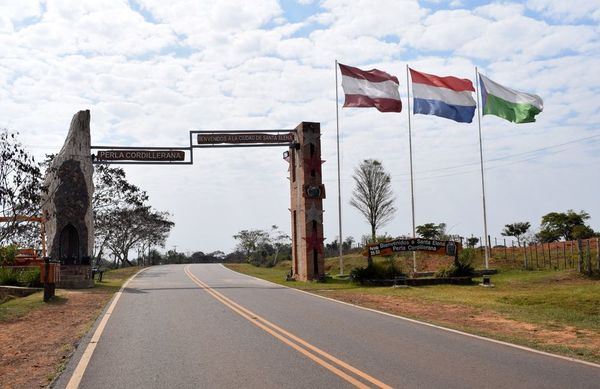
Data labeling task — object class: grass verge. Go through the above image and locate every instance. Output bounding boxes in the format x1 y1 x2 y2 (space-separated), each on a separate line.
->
0 266 140 323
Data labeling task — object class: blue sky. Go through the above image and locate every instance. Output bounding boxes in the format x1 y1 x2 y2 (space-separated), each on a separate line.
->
1 0 599 255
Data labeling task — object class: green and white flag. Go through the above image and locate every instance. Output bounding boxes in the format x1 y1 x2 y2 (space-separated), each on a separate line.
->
479 74 543 123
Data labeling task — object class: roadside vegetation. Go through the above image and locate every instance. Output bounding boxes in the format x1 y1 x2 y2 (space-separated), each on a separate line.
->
0 266 139 323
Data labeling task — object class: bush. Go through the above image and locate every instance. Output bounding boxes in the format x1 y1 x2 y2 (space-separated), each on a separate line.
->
17 268 41 287
0 267 41 287
0 267 20 286
350 259 404 284
0 244 18 266
435 248 475 278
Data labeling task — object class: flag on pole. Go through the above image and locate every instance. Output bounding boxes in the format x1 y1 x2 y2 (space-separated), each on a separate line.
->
338 63 402 112
479 74 543 123
409 68 476 123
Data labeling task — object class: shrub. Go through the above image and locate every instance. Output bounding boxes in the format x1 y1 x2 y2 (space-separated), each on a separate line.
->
435 248 475 278
0 267 41 287
17 268 41 287
0 244 18 266
0 267 20 286
350 259 404 284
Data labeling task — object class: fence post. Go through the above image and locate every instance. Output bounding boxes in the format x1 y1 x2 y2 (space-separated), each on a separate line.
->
586 239 592 275
504 238 507 260
43 257 51 302
522 242 527 269
597 237 600 271
511 241 515 261
541 242 546 267
563 241 566 269
535 243 539 268
570 241 574 268
529 244 534 269
577 239 583 273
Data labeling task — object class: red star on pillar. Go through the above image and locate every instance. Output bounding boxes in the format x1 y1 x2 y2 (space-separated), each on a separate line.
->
303 155 325 175
304 231 324 253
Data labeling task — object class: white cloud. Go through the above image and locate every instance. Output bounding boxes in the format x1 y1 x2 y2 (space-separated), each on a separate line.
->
0 0 42 23
1 0 599 253
527 0 600 22
321 0 427 38
0 15 14 33
474 2 526 20
409 10 489 52
5 0 177 56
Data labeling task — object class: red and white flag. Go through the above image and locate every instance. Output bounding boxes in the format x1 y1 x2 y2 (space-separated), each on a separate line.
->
339 63 402 113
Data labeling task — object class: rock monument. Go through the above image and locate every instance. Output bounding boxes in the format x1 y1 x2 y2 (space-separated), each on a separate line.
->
42 110 95 288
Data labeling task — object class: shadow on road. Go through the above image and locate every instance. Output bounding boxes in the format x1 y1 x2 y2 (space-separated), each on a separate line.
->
124 285 288 293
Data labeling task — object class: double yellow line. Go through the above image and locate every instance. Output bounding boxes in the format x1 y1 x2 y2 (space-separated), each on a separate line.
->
184 266 393 389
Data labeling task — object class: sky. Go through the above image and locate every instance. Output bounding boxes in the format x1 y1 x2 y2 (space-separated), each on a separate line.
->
1 0 600 255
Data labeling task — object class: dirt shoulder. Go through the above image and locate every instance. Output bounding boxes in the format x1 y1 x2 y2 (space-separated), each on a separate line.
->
0 267 139 389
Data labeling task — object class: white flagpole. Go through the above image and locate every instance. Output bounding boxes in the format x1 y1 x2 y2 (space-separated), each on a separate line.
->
475 67 490 269
406 65 417 273
335 60 344 275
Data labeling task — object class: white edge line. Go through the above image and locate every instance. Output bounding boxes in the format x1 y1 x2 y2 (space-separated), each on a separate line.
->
65 267 149 389
218 263 600 370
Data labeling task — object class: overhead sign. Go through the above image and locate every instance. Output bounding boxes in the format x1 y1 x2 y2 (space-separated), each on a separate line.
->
367 238 460 257
197 132 294 145
95 150 185 161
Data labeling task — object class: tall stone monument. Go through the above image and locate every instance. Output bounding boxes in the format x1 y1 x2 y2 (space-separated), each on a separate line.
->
42 110 95 288
289 122 325 281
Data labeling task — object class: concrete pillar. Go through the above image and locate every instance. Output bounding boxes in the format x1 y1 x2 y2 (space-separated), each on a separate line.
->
289 122 325 281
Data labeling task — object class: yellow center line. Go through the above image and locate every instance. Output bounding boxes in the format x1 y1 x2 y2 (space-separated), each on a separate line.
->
184 265 393 389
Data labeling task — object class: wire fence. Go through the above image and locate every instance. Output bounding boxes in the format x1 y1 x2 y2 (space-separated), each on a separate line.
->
470 237 600 272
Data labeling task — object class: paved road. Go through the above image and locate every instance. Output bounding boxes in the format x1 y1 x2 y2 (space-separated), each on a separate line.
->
55 264 600 388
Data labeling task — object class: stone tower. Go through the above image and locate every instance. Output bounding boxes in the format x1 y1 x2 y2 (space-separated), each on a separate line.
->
42 110 95 288
289 122 325 281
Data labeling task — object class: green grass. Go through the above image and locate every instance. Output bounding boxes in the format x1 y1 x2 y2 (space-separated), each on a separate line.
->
93 266 141 292
0 266 141 323
0 292 67 322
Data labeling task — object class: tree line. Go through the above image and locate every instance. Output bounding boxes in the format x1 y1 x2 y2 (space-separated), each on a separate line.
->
347 158 597 248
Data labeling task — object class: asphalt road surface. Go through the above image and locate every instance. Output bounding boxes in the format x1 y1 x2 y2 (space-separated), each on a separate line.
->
54 264 600 388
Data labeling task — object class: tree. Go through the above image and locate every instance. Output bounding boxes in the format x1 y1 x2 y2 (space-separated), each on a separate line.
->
342 236 355 253
0 130 46 246
538 210 595 242
269 225 291 266
466 237 479 248
416 223 447 239
501 222 531 245
92 165 149 265
233 229 271 265
103 206 174 267
349 159 396 242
